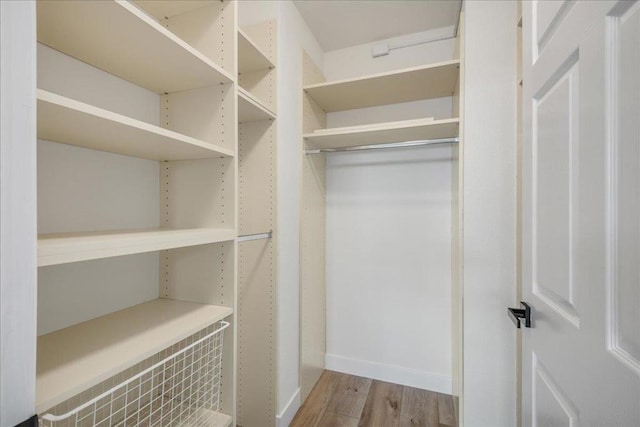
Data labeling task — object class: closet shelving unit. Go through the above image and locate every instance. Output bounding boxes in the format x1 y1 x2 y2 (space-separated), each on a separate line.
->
237 26 276 126
38 228 236 267
35 1 237 425
300 54 461 400
304 117 459 150
238 28 276 74
303 60 459 111
237 24 276 122
37 299 233 414
238 87 276 123
236 20 279 427
37 89 234 161
37 0 233 92
302 59 460 152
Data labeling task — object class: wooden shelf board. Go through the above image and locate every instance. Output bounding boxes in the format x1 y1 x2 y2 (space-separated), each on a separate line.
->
38 90 233 160
238 87 276 123
130 402 232 427
134 0 211 19
206 411 233 427
238 28 275 74
37 0 233 94
36 299 233 413
303 60 460 112
38 228 236 267
184 409 233 427
304 118 459 150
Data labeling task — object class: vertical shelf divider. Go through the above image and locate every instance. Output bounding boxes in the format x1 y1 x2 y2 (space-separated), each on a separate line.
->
236 18 279 427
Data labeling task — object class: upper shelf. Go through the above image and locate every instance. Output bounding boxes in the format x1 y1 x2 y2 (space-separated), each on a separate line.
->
238 87 276 123
304 118 459 150
37 298 233 413
238 28 275 74
38 90 233 160
38 228 236 267
37 0 234 94
133 0 210 19
303 60 460 112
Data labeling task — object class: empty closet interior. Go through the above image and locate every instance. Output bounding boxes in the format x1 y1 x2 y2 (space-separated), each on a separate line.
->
300 21 463 405
34 1 277 425
26 0 463 425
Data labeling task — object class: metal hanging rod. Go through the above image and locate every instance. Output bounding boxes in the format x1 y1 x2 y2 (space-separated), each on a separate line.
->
237 231 273 242
305 137 459 155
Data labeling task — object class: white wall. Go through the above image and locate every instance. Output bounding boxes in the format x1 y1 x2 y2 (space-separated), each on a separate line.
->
462 1 517 426
325 145 454 393
0 2 37 425
323 26 456 81
275 2 324 425
322 30 457 393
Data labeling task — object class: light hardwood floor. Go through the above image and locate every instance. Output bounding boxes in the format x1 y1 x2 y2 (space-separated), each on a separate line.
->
290 371 458 427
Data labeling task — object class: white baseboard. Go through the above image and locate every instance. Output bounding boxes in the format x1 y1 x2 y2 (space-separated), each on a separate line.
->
325 353 452 394
276 387 300 427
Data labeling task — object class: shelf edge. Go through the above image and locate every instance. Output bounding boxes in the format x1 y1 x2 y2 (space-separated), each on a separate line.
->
303 118 460 140
302 59 460 91
238 87 276 121
38 228 236 267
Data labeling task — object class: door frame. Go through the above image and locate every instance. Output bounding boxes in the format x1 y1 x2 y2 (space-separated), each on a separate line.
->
0 1 38 425
461 1 519 426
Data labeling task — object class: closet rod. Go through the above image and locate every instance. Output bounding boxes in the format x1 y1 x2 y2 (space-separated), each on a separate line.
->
305 137 459 155
238 231 272 242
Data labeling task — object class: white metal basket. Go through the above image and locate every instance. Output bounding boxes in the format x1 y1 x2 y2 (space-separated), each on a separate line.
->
40 321 230 427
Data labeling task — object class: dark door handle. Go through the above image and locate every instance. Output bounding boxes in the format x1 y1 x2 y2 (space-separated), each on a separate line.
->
508 301 531 328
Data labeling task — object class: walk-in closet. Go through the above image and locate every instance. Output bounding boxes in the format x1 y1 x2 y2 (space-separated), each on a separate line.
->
2 1 558 426
5 0 465 425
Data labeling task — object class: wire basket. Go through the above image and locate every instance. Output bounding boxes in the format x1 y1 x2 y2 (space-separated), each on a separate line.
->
40 321 230 427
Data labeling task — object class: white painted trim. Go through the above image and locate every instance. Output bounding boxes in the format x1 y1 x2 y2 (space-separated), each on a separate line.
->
0 1 38 425
276 387 300 427
325 354 452 395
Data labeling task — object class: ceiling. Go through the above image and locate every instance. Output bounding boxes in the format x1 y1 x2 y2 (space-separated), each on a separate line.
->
293 0 462 52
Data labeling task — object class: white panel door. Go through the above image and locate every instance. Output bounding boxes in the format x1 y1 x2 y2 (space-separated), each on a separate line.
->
522 1 640 426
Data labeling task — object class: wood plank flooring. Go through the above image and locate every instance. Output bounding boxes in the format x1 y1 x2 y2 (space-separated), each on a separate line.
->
291 371 458 427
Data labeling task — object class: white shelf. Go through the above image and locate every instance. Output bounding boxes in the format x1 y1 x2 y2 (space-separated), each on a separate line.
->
37 0 233 94
38 228 236 267
238 87 276 123
238 28 275 74
304 118 459 150
38 90 233 160
134 0 210 19
303 60 460 112
184 409 233 427
211 411 233 427
36 299 233 413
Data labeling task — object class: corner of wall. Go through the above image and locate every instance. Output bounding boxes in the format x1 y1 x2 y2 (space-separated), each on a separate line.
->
274 0 325 419
0 1 37 425
276 388 301 427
